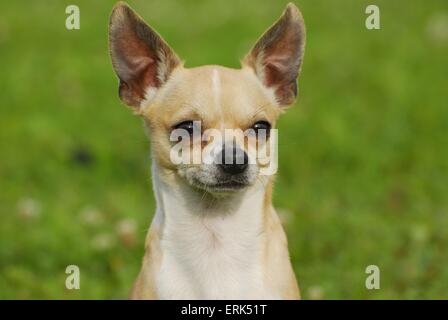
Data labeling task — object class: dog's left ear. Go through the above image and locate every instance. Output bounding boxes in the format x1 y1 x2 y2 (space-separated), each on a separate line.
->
109 2 181 111
243 3 306 107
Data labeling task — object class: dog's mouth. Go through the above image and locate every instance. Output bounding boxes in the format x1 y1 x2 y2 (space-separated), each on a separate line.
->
208 181 247 191
191 178 249 193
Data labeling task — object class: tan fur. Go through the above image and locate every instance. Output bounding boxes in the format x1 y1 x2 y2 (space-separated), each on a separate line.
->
109 2 305 300
129 225 162 299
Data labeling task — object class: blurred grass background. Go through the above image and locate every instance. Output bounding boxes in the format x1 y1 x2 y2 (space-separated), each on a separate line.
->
0 0 447 299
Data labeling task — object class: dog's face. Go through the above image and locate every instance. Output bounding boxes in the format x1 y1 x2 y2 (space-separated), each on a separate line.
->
109 2 305 194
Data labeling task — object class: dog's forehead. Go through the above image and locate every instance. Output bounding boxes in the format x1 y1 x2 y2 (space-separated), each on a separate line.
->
163 65 279 124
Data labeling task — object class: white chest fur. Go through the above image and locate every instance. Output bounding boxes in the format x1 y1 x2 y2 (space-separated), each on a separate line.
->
151 168 277 299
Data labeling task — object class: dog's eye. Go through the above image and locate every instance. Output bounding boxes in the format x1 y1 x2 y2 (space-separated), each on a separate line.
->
173 120 195 136
251 121 271 137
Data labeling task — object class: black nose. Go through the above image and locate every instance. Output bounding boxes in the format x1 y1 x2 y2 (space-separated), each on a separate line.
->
218 146 249 175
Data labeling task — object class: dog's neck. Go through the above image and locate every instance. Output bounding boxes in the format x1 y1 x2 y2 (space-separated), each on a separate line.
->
150 162 268 236
149 162 282 299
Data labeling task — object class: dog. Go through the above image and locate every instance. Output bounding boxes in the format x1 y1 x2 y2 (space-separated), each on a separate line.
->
108 1 306 299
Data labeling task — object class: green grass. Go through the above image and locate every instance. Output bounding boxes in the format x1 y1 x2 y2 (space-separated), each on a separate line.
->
0 0 447 299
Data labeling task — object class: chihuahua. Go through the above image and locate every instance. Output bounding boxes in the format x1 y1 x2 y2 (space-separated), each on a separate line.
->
109 1 305 299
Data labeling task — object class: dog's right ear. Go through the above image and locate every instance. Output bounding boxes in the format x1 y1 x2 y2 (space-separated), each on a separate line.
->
109 2 181 111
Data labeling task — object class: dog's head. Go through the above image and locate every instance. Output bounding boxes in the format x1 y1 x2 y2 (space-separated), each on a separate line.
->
109 2 305 195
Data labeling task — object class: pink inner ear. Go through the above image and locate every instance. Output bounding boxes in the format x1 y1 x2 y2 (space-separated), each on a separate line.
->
256 24 303 105
263 54 292 86
128 56 154 75
109 4 181 108
114 36 161 102
116 56 152 80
